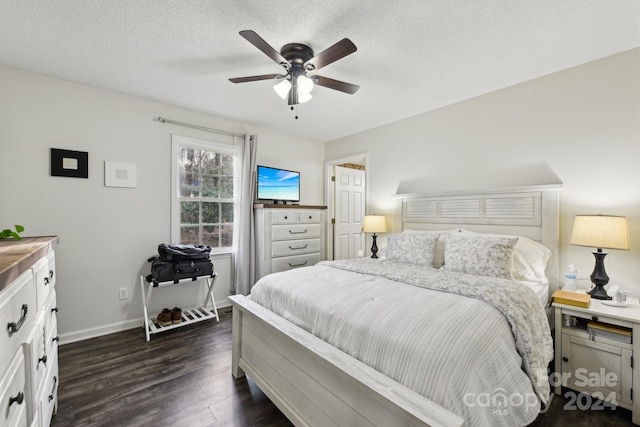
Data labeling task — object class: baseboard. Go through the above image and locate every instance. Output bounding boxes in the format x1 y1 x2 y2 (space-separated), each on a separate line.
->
59 299 231 345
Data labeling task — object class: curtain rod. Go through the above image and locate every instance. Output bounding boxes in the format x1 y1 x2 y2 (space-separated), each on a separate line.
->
155 116 245 138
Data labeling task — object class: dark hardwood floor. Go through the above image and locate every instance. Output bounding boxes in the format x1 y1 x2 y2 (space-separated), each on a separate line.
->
51 309 634 427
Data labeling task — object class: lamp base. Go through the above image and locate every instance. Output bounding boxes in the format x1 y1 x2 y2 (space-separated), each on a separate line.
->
588 284 612 300
370 234 379 259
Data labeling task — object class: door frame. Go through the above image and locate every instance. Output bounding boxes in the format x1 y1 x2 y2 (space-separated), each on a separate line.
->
324 153 368 260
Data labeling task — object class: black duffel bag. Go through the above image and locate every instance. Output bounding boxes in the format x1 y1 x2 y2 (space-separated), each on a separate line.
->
157 243 211 261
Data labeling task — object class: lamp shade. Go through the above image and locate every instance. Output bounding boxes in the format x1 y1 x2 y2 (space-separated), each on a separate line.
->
570 215 630 250
362 215 387 233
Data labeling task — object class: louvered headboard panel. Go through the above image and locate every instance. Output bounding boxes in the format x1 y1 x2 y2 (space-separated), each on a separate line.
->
395 186 562 293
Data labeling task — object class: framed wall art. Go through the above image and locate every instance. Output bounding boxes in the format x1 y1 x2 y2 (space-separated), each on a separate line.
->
50 148 89 178
104 161 137 188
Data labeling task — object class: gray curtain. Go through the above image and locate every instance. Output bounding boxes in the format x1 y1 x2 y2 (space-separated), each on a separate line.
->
233 134 257 295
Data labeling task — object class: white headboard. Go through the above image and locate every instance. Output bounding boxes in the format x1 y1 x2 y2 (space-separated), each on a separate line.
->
394 184 562 294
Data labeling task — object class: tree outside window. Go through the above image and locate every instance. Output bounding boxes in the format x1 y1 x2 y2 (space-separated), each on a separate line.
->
177 146 234 250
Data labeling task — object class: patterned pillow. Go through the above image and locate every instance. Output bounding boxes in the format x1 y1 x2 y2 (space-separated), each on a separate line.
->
385 233 438 266
444 235 519 278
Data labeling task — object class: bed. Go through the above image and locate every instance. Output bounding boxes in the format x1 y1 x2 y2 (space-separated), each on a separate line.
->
230 185 562 427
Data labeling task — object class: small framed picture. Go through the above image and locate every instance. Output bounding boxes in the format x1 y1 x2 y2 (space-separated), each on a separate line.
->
50 148 89 178
105 161 137 188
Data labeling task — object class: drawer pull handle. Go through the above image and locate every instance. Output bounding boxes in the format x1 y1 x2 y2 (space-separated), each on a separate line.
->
38 354 48 367
52 306 59 313
289 229 308 234
289 244 308 250
44 276 50 285
52 336 60 343
48 376 58 402
7 304 28 335
49 270 54 279
289 261 308 267
9 391 24 406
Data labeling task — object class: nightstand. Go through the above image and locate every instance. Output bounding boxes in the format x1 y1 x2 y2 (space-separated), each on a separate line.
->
553 298 640 424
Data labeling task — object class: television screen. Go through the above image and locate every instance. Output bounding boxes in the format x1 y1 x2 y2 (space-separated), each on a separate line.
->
257 165 300 202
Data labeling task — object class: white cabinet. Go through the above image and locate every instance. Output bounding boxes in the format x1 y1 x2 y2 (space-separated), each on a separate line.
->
553 300 640 423
254 205 327 279
0 237 59 427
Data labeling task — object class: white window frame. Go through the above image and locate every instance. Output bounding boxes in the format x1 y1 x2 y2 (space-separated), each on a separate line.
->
171 134 239 254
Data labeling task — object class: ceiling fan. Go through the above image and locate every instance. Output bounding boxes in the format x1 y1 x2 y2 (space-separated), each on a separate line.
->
229 30 360 106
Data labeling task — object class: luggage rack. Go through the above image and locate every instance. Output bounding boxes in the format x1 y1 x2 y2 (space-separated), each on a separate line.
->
139 273 219 342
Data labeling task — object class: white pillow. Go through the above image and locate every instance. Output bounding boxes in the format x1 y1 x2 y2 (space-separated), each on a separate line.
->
386 233 438 266
444 235 519 279
402 228 466 268
459 230 551 284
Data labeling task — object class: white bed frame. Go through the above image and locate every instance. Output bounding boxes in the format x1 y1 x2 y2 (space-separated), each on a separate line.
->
230 184 562 427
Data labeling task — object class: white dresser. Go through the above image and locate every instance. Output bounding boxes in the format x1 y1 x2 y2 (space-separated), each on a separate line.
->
254 205 327 279
0 236 59 427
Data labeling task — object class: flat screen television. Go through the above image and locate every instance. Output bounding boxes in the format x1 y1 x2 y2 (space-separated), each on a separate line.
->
257 165 300 202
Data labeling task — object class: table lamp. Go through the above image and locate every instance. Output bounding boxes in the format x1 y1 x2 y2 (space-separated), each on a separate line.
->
362 215 386 258
570 215 630 300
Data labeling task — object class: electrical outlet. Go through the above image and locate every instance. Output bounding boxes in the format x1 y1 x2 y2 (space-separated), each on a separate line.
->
119 287 128 300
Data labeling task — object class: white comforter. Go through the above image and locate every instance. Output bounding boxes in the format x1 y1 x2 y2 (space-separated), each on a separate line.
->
250 259 554 427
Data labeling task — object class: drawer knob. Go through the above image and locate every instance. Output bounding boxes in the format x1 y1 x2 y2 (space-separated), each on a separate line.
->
52 336 60 343
284 216 288 219
9 391 24 406
52 306 59 313
592 315 599 321
7 304 28 335
562 357 569 362
38 354 48 367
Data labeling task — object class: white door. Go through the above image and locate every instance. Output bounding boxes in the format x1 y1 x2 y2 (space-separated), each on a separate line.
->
333 165 365 259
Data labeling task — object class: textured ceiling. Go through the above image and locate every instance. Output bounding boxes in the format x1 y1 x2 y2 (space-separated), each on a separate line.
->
1 1 638 142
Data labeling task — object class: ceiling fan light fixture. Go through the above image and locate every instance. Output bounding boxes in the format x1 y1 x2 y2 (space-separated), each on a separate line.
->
273 79 291 99
298 92 312 104
297 75 314 94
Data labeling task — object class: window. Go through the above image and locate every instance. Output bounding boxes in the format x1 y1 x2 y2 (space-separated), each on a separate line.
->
172 135 237 252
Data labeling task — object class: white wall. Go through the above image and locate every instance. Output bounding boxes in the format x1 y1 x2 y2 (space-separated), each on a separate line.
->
0 65 324 343
326 48 640 295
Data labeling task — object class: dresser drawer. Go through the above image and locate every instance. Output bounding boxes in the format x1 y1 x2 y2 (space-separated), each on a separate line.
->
39 351 58 427
33 251 55 312
1 270 37 373
43 291 59 356
297 211 321 224
272 224 322 241
26 318 47 403
272 253 321 272
271 211 300 224
0 350 28 427
272 238 321 257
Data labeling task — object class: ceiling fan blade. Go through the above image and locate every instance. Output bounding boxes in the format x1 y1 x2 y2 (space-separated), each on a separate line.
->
304 38 357 71
311 75 360 94
239 30 289 69
229 74 285 83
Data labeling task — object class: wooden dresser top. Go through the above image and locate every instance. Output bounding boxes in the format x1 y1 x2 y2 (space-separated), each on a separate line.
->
0 236 59 292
